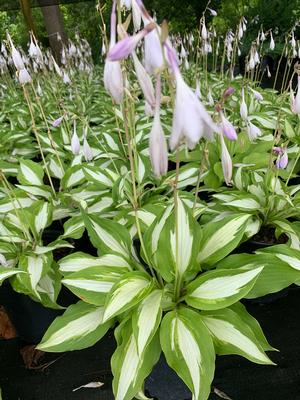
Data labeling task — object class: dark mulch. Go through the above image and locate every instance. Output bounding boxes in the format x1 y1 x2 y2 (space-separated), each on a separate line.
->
0 287 300 400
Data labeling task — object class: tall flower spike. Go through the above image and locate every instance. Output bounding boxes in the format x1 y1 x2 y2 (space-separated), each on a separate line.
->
220 133 232 185
149 75 168 177
167 45 219 150
104 0 124 104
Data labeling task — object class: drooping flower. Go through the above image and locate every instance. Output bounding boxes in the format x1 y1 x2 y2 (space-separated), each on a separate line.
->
18 68 32 85
250 87 263 102
201 19 208 41
208 8 217 16
246 121 262 141
220 112 237 141
132 0 142 31
107 23 155 61
220 133 232 185
195 80 202 99
143 17 164 74
132 51 155 108
276 151 288 169
269 32 275 51
71 121 80 155
223 87 235 99
240 88 248 121
63 71 71 85
292 75 300 114
52 116 64 127
149 76 168 177
167 46 218 150
104 0 124 103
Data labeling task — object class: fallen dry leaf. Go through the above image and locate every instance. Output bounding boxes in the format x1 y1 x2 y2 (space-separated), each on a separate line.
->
20 345 45 369
72 381 104 392
213 387 233 400
0 306 17 339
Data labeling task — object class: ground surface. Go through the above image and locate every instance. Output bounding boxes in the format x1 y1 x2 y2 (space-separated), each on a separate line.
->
0 288 300 400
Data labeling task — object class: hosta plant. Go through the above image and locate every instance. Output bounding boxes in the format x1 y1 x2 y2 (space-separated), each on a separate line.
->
37 197 280 400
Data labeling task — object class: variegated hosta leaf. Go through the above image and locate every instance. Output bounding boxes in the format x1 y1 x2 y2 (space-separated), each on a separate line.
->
17 159 44 186
31 201 53 236
0 194 35 213
201 307 275 365
37 266 63 309
214 193 261 212
61 216 85 239
216 252 300 299
83 166 114 188
257 244 300 271
60 165 85 189
48 156 65 179
102 272 153 322
111 320 161 400
0 267 25 284
143 198 202 282
198 214 251 267
160 307 215 400
37 301 112 352
272 219 300 250
16 184 53 200
62 267 126 305
58 251 132 275
185 267 263 310
83 212 131 258
16 252 53 298
132 289 163 355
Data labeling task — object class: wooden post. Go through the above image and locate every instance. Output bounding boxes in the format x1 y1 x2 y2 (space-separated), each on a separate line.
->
19 0 37 36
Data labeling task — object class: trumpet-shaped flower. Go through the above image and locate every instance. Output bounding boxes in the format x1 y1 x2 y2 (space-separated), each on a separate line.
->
132 0 142 31
269 33 275 51
201 20 208 41
52 116 64 128
71 121 81 155
246 121 262 141
220 112 237 141
292 75 300 114
132 51 155 108
220 134 232 185
167 46 218 149
18 68 32 85
240 88 248 121
143 18 164 74
149 96 168 176
250 88 263 102
276 151 288 169
108 23 155 61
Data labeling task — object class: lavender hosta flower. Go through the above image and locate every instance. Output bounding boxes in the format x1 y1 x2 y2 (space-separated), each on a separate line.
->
108 23 155 62
104 60 124 104
71 122 81 155
220 133 233 185
240 88 248 121
223 87 235 99
52 116 64 128
143 20 164 74
201 20 208 41
132 51 155 107
207 88 214 106
29 38 38 58
145 101 154 116
208 8 217 16
250 88 263 102
37 82 43 97
266 65 271 78
63 71 71 85
246 121 262 141
132 0 142 31
149 89 168 176
18 68 32 85
120 0 131 8
292 75 300 114
270 33 275 51
195 80 202 99
83 136 93 162
276 151 288 169
220 112 237 141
